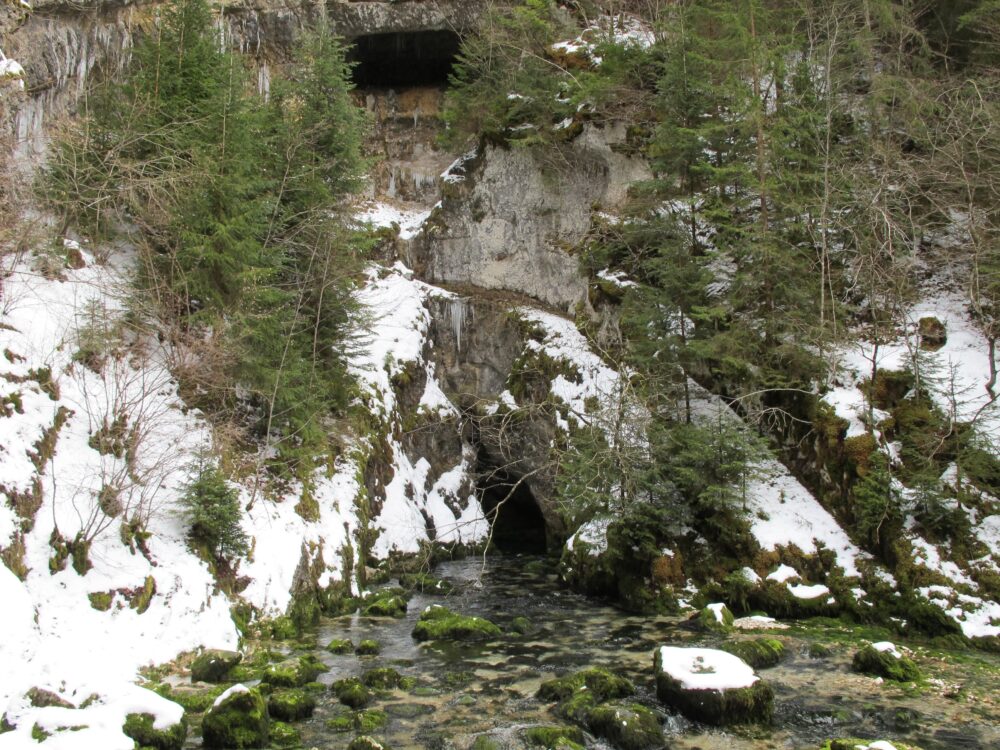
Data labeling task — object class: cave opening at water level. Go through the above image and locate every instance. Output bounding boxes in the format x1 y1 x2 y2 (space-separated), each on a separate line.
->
478 469 548 554
348 30 462 88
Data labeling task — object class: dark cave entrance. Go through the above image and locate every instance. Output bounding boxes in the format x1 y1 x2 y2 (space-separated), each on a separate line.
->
478 468 548 554
348 30 461 88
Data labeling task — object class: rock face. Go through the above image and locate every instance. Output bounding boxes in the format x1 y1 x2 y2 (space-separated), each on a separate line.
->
413 124 651 311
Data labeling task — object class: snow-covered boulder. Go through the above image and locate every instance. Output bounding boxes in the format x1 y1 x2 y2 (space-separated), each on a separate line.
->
654 646 774 725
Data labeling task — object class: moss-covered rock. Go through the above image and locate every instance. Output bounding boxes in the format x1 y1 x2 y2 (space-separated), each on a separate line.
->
270 721 301 748
201 686 269 749
267 689 316 722
537 668 634 704
348 736 390 750
362 587 409 618
332 678 372 709
326 638 354 654
654 647 773 726
355 709 389 732
154 684 227 714
720 639 785 669
586 703 663 750
122 712 187 750
399 572 454 595
269 616 298 640
261 655 326 688
510 616 535 635
411 605 501 641
361 667 404 690
356 639 381 655
698 603 735 632
190 649 242 684
524 724 585 749
852 643 922 682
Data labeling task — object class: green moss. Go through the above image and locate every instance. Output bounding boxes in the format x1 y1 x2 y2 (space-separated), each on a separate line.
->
332 678 372 709
699 603 735 632
269 720 301 748
537 668 634 703
553 690 597 725
355 709 389 732
269 616 298 640
471 737 501 750
123 712 187 750
510 616 534 635
262 655 326 688
398 572 454 595
356 639 381 655
524 725 585 748
190 649 242 683
720 639 785 669
361 667 404 690
267 689 316 722
201 687 269 749
88 591 113 611
326 638 354 654
586 703 663 750
411 605 501 641
156 684 226 714
852 644 923 682
227 665 263 683
440 670 475 689
31 724 50 742
362 587 409 618
809 642 834 659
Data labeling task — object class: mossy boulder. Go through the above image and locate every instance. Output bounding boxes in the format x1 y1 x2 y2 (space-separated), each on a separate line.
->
698 603 735 632
918 316 947 351
267 689 316 722
411 605 501 641
262 655 326 688
852 643 922 682
122 712 187 750
510 616 535 635
361 667 404 690
537 668 634 704
524 724 585 749
720 639 785 669
362 587 409 618
269 616 298 640
154 684 227 714
190 649 243 683
587 703 663 750
348 736 391 750
332 677 372 708
326 638 354 654
654 646 773 726
356 639 381 655
201 686 269 749
326 709 388 733
399 572 454 595
270 721 300 748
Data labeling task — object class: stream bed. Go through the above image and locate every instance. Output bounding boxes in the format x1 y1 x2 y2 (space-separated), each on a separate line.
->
279 555 999 750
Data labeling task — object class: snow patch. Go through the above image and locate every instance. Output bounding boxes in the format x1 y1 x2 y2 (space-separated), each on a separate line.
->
657 646 758 691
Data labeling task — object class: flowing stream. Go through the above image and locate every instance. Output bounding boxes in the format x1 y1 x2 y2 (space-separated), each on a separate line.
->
275 555 998 750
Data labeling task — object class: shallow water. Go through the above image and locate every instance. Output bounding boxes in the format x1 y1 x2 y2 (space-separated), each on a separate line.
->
287 555 999 750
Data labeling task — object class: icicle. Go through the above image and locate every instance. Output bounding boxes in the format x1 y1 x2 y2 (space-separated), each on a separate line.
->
450 297 471 353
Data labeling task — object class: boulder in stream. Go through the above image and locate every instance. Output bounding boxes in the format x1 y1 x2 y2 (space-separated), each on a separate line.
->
411 605 501 641
654 646 773 725
190 649 242 683
851 642 922 682
201 684 268 749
